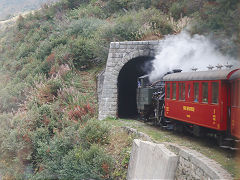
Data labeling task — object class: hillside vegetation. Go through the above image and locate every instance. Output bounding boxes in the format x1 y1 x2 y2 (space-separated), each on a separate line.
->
0 0 239 179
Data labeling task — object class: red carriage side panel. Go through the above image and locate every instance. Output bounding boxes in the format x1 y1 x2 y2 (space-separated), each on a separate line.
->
163 69 240 132
164 80 226 130
231 107 240 139
230 72 240 139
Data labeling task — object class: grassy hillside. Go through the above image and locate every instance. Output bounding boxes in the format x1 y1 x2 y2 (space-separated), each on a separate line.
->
0 0 181 178
0 0 239 179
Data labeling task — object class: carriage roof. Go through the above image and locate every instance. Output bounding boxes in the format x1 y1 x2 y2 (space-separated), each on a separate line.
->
229 69 240 80
163 68 239 81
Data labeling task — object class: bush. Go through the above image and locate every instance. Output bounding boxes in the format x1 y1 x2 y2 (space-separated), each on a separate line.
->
68 4 107 19
16 15 26 30
36 78 63 103
113 14 141 41
79 119 110 148
16 43 36 59
67 18 105 38
102 0 152 16
70 36 96 69
60 144 113 179
33 144 113 179
35 40 53 60
169 2 185 20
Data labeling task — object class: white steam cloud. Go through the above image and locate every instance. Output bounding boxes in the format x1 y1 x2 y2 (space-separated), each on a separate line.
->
149 31 240 82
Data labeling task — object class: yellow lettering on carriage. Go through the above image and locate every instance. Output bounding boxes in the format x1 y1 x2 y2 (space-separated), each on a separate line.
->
183 106 195 112
212 114 217 125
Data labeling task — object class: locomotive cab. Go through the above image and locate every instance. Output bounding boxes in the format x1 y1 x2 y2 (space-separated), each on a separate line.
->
136 75 159 121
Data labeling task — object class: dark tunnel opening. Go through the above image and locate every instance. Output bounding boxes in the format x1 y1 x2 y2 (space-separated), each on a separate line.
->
117 56 154 118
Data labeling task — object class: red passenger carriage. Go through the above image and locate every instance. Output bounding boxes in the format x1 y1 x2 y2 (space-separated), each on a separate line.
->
163 69 240 146
230 70 240 139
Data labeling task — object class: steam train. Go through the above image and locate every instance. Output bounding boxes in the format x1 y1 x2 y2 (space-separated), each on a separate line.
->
136 67 240 149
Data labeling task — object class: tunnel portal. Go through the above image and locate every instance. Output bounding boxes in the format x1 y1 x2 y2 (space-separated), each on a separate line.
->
117 56 154 118
98 40 160 120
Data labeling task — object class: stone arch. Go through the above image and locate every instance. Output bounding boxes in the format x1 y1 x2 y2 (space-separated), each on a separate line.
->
114 49 152 73
117 55 154 118
98 41 160 120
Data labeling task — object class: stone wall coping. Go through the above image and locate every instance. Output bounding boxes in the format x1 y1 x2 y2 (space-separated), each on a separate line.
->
110 40 161 47
166 143 233 180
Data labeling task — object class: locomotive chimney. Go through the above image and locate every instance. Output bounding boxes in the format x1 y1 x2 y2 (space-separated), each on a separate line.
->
216 64 223 70
207 65 214 70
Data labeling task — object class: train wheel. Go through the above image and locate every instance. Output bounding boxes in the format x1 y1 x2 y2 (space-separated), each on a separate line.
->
173 122 184 133
217 134 224 146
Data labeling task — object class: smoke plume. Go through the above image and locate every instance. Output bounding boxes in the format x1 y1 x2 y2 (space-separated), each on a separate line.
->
149 31 240 82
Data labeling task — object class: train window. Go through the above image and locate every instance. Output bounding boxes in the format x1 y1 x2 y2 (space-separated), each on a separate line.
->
187 84 191 99
179 83 185 100
232 81 236 106
194 83 199 102
166 83 170 99
212 82 219 104
237 80 240 107
202 82 208 103
182 83 185 100
172 83 176 100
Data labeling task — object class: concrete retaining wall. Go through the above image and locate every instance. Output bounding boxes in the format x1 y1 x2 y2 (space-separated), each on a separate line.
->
127 139 179 180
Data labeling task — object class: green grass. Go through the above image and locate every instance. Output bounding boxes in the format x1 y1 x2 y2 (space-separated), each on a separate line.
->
104 118 240 179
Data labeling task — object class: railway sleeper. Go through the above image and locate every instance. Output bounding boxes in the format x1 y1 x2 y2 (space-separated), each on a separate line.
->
218 134 239 150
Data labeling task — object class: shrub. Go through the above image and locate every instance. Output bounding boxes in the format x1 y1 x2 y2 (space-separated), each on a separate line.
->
38 61 52 76
67 18 105 38
112 14 141 41
150 16 174 35
51 44 72 65
16 15 26 30
169 2 185 20
33 126 79 166
69 36 96 69
16 43 36 59
68 104 95 122
79 119 110 148
58 144 113 179
68 4 107 19
37 78 63 103
35 40 53 60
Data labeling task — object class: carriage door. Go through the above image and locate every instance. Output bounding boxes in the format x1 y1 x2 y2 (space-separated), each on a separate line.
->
225 81 231 133
231 79 240 139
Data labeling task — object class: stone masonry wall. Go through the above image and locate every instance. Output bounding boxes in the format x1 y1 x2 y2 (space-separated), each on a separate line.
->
167 143 233 180
97 70 105 104
98 40 161 120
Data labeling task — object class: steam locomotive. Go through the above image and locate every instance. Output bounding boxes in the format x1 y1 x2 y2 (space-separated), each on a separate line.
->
136 68 240 149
